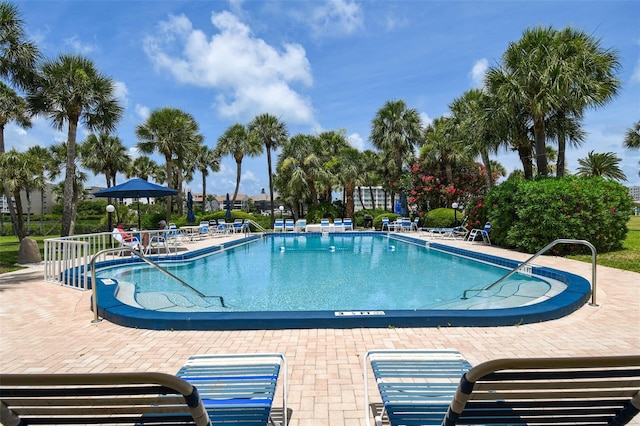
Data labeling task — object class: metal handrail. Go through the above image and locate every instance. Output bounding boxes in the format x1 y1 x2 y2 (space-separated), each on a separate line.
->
462 239 597 306
89 247 225 322
248 219 268 233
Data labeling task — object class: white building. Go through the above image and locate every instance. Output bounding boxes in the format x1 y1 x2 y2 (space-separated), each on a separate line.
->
629 186 640 202
352 186 395 211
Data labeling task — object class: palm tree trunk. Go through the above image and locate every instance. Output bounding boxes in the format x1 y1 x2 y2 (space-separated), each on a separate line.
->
61 117 78 236
481 149 494 187
266 144 275 227
517 144 534 179
557 130 566 178
12 190 26 240
345 184 355 219
368 186 376 209
202 170 208 211
232 159 242 207
533 117 548 177
165 154 173 222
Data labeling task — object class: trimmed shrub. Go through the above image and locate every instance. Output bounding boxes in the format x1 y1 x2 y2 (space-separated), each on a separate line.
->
486 176 632 254
422 208 457 228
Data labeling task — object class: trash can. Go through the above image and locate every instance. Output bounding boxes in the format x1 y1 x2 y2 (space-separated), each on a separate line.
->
363 214 373 229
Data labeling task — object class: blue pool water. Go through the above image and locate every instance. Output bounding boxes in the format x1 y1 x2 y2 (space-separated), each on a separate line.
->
98 234 566 312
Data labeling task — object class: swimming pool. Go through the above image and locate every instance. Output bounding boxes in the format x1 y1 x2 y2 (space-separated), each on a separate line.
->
91 233 591 330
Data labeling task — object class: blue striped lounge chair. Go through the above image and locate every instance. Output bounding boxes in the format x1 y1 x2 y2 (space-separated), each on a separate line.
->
364 350 472 426
284 219 295 232
176 353 288 426
343 217 354 231
333 218 345 232
320 218 331 232
273 219 284 232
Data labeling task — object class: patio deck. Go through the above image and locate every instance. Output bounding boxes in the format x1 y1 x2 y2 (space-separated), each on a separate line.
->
1 231 638 425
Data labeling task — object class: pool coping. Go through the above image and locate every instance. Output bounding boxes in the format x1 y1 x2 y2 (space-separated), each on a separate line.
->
89 233 592 330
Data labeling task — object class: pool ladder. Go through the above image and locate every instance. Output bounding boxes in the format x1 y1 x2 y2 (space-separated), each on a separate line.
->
461 239 598 306
89 247 226 323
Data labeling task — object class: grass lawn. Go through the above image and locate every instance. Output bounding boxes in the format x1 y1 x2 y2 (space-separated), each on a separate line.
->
2 217 640 274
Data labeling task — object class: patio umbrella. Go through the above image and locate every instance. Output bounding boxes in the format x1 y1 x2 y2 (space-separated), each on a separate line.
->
186 191 196 223
93 178 178 229
225 193 232 219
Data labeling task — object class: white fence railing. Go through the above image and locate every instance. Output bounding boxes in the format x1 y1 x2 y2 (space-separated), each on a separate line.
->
44 232 117 290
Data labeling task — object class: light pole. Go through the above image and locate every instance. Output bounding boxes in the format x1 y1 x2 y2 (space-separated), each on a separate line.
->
106 204 115 231
279 205 284 219
452 202 458 226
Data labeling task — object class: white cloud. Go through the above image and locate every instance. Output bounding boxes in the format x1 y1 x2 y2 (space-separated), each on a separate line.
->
631 58 640 84
64 35 97 54
135 104 151 121
113 81 128 107
469 58 488 88
310 0 363 38
348 132 364 150
419 112 433 128
144 11 315 125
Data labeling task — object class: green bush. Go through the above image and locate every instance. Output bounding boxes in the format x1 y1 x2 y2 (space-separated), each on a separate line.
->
423 208 457 228
486 176 632 254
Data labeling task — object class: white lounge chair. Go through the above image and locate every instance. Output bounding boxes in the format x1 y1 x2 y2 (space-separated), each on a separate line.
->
333 218 345 232
274 219 284 232
111 228 140 253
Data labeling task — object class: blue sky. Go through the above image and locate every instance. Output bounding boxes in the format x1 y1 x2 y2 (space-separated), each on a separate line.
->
8 0 640 195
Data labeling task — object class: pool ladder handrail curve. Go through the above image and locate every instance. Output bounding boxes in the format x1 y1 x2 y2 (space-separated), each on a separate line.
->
89 246 226 323
247 219 268 233
461 239 597 306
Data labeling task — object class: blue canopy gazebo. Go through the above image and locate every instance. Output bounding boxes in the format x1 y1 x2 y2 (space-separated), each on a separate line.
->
93 178 178 229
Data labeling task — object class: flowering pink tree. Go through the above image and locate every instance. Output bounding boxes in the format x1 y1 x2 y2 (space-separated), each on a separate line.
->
407 160 498 221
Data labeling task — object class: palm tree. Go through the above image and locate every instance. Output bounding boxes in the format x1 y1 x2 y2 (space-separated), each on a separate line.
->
278 133 327 210
136 107 202 221
28 54 123 236
576 151 626 181
359 150 383 210
26 144 51 235
216 123 261 209
126 156 159 181
370 100 422 207
623 121 640 149
449 89 498 187
552 27 620 177
81 132 131 188
421 116 471 182
194 144 220 211
248 113 288 226
0 148 30 238
330 147 363 220
0 1 40 93
488 26 620 177
1 1 40 236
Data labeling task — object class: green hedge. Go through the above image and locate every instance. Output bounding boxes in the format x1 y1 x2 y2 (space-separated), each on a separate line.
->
486 176 632 254
422 208 458 228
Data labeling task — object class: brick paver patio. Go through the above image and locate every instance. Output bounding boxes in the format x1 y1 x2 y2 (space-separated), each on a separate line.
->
1 232 638 425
